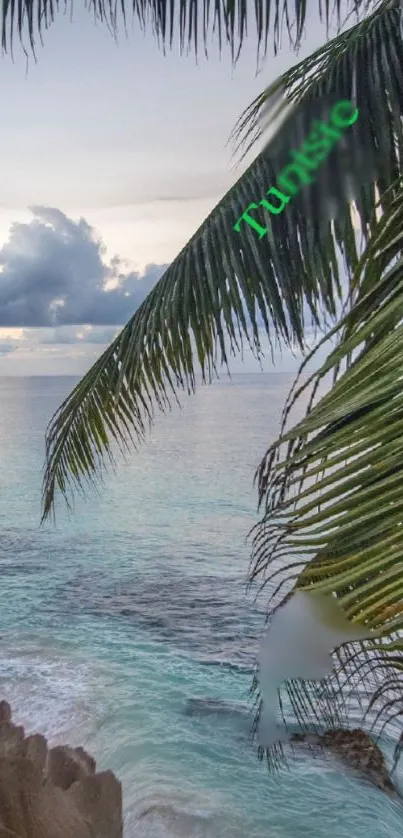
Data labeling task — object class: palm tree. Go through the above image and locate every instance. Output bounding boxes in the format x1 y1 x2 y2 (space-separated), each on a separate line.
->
4 0 403 772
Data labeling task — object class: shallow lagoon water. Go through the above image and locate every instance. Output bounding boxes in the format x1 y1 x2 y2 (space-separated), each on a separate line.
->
0 374 402 837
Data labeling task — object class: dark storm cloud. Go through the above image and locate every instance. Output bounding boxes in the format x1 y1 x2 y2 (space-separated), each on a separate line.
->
0 207 168 328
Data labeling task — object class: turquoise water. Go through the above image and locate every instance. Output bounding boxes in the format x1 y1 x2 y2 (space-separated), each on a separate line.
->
0 373 402 838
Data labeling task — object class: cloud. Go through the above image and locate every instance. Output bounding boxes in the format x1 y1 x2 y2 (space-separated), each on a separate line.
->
39 325 120 345
0 207 168 328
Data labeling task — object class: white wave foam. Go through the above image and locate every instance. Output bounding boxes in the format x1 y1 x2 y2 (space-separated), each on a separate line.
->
0 638 105 746
127 789 243 838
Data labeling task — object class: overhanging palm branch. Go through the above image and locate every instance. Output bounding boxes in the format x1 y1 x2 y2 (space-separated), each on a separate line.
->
250 179 403 769
42 0 403 521
1 0 376 62
232 0 403 164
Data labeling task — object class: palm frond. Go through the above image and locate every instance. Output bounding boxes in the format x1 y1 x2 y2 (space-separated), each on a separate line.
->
41 187 337 521
233 0 403 192
1 0 378 62
42 0 403 521
250 179 403 770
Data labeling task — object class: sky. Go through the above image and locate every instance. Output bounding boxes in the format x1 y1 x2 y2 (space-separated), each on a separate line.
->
0 2 362 376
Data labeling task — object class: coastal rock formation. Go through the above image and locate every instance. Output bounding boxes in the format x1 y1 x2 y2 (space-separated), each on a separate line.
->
0 700 123 838
290 727 398 795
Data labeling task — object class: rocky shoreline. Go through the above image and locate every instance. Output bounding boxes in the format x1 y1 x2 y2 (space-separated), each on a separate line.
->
0 700 123 838
290 728 400 796
0 694 400 837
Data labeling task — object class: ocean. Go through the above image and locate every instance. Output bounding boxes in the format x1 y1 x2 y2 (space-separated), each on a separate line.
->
0 373 402 838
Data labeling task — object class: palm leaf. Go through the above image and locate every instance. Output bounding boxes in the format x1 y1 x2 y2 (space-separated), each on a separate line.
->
1 0 375 62
232 0 403 188
250 180 403 769
42 0 403 521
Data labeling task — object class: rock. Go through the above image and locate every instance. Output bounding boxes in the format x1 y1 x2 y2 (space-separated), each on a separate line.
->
6 758 94 837
73 746 96 775
290 727 398 795
0 700 123 838
321 728 397 794
67 771 122 838
0 702 11 723
0 723 25 759
23 735 47 775
46 745 94 791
